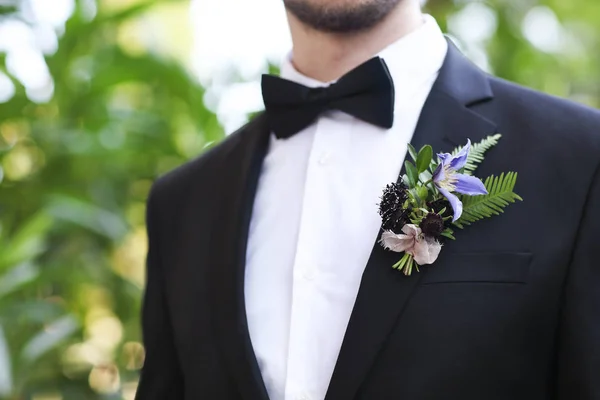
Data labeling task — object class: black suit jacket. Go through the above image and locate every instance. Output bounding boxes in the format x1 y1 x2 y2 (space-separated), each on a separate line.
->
135 43 600 400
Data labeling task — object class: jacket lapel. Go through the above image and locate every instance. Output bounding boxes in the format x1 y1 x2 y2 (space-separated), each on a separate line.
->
325 41 498 400
207 114 271 400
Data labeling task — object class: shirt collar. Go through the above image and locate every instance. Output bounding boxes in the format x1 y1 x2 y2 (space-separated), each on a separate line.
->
279 14 448 97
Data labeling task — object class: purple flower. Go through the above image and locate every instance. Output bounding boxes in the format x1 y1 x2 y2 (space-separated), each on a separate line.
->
433 140 488 221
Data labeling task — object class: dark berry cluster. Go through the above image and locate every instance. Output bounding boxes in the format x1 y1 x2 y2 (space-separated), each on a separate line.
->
427 198 453 227
379 182 410 234
419 213 445 237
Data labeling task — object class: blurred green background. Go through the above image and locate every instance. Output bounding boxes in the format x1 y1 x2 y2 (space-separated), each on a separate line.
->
0 0 598 398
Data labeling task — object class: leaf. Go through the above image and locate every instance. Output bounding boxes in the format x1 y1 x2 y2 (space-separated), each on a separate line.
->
0 325 11 397
452 134 502 175
0 212 52 272
416 186 429 202
405 161 418 187
409 188 422 205
0 6 17 16
407 144 418 162
441 230 456 240
47 195 128 240
401 174 410 187
0 300 63 325
419 170 433 183
0 262 39 297
20 315 79 364
416 145 433 173
454 172 523 228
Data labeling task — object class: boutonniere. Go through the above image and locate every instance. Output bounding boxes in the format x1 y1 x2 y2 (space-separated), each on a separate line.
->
378 134 522 275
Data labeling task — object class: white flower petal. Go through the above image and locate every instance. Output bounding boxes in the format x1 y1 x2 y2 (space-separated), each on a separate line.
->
380 230 414 253
401 224 422 237
412 238 442 265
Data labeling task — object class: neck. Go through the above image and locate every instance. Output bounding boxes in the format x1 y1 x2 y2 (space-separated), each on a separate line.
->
287 1 423 82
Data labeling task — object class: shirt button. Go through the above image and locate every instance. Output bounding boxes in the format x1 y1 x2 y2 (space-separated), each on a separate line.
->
318 151 331 165
302 267 316 281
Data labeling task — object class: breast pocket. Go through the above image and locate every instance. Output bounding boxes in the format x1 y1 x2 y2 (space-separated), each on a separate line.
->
420 252 533 285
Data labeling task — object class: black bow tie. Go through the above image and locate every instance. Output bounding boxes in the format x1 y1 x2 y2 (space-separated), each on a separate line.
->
261 57 395 139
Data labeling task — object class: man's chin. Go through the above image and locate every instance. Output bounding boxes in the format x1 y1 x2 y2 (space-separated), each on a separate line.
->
285 0 366 7
284 0 403 34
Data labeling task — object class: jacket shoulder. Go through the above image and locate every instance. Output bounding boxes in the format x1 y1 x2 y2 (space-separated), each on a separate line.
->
489 76 600 155
490 77 600 134
148 115 265 207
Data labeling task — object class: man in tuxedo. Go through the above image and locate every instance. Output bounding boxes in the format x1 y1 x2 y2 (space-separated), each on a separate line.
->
135 0 600 399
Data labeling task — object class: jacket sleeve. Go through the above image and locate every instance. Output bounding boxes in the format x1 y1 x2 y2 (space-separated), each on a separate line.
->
557 162 600 399
135 184 184 399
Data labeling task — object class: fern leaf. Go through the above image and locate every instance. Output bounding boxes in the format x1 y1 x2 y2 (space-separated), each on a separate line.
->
454 172 522 229
452 133 502 175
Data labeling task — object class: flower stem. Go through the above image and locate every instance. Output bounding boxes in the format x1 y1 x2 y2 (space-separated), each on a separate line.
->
402 255 415 276
392 253 417 276
392 252 411 271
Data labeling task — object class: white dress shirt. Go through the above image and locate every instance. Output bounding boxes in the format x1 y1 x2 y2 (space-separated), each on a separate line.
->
244 15 448 400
